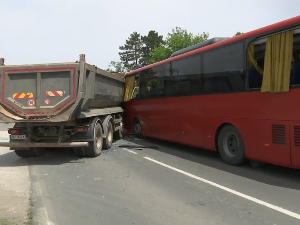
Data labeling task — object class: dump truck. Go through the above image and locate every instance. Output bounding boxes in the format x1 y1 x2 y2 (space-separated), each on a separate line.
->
0 54 125 158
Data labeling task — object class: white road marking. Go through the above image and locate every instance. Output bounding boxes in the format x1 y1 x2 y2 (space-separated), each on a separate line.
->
122 148 138 154
144 157 300 220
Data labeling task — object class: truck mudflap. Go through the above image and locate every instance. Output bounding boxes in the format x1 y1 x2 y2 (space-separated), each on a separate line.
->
0 142 89 148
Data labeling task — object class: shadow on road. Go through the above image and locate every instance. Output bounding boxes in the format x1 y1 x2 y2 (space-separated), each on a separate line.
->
124 136 300 191
0 148 88 167
0 150 29 167
0 139 121 167
1 136 299 190
27 148 89 166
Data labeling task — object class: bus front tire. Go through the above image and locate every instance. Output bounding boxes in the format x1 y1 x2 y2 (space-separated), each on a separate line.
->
217 125 246 166
133 118 144 139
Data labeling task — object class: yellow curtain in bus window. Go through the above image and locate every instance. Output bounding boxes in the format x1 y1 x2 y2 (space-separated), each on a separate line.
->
124 76 135 101
261 30 293 93
248 43 263 75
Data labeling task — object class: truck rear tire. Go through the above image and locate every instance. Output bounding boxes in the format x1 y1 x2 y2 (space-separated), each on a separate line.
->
73 147 86 157
29 147 45 157
14 150 30 158
85 122 103 157
103 122 113 150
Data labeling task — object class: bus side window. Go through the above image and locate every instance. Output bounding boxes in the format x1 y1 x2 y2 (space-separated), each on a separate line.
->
139 81 150 98
210 76 232 93
291 52 300 85
149 82 157 97
189 79 202 94
175 79 189 95
169 54 202 96
146 79 164 97
202 77 211 93
203 42 244 93
132 87 139 99
248 66 262 89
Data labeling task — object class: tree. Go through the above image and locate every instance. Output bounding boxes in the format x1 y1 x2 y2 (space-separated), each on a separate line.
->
166 27 209 53
149 27 209 63
106 61 125 73
149 46 172 64
140 30 165 66
234 31 244 36
119 32 143 71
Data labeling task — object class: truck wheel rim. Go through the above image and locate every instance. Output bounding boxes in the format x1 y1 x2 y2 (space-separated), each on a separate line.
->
223 132 239 157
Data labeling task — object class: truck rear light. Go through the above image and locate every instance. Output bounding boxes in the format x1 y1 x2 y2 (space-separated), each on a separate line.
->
74 126 88 133
8 129 20 135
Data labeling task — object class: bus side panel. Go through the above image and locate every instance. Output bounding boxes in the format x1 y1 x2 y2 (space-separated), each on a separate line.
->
150 115 216 150
124 100 146 134
203 117 292 168
233 119 291 167
125 96 293 168
127 98 217 150
290 123 300 168
125 99 159 135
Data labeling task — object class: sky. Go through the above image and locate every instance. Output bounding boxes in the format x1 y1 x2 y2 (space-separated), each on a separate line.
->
0 0 299 69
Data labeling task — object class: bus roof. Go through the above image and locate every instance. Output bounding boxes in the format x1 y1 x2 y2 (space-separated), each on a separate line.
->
170 37 229 57
125 15 300 77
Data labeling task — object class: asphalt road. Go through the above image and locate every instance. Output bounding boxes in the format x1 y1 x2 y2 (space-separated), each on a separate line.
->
26 138 300 224
0 123 31 225
1 123 300 224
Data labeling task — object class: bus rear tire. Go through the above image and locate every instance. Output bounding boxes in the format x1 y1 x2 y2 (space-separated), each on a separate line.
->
133 118 144 139
217 125 246 166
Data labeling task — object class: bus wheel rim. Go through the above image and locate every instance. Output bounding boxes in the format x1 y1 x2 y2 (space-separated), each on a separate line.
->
135 123 141 134
223 132 239 157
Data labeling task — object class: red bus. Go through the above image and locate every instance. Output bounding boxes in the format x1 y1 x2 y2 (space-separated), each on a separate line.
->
123 15 300 169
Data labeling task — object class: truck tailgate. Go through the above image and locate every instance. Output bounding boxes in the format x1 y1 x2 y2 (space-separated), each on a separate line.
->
0 65 78 118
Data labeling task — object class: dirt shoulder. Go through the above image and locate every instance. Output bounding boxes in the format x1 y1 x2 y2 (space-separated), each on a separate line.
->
0 132 31 225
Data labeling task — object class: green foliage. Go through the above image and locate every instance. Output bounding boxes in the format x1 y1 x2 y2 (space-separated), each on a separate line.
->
234 31 244 36
118 32 143 71
112 27 245 70
107 61 125 73
149 46 172 63
140 30 165 66
149 27 209 63
167 27 209 52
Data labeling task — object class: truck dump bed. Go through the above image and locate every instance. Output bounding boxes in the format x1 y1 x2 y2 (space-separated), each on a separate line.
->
0 54 124 123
